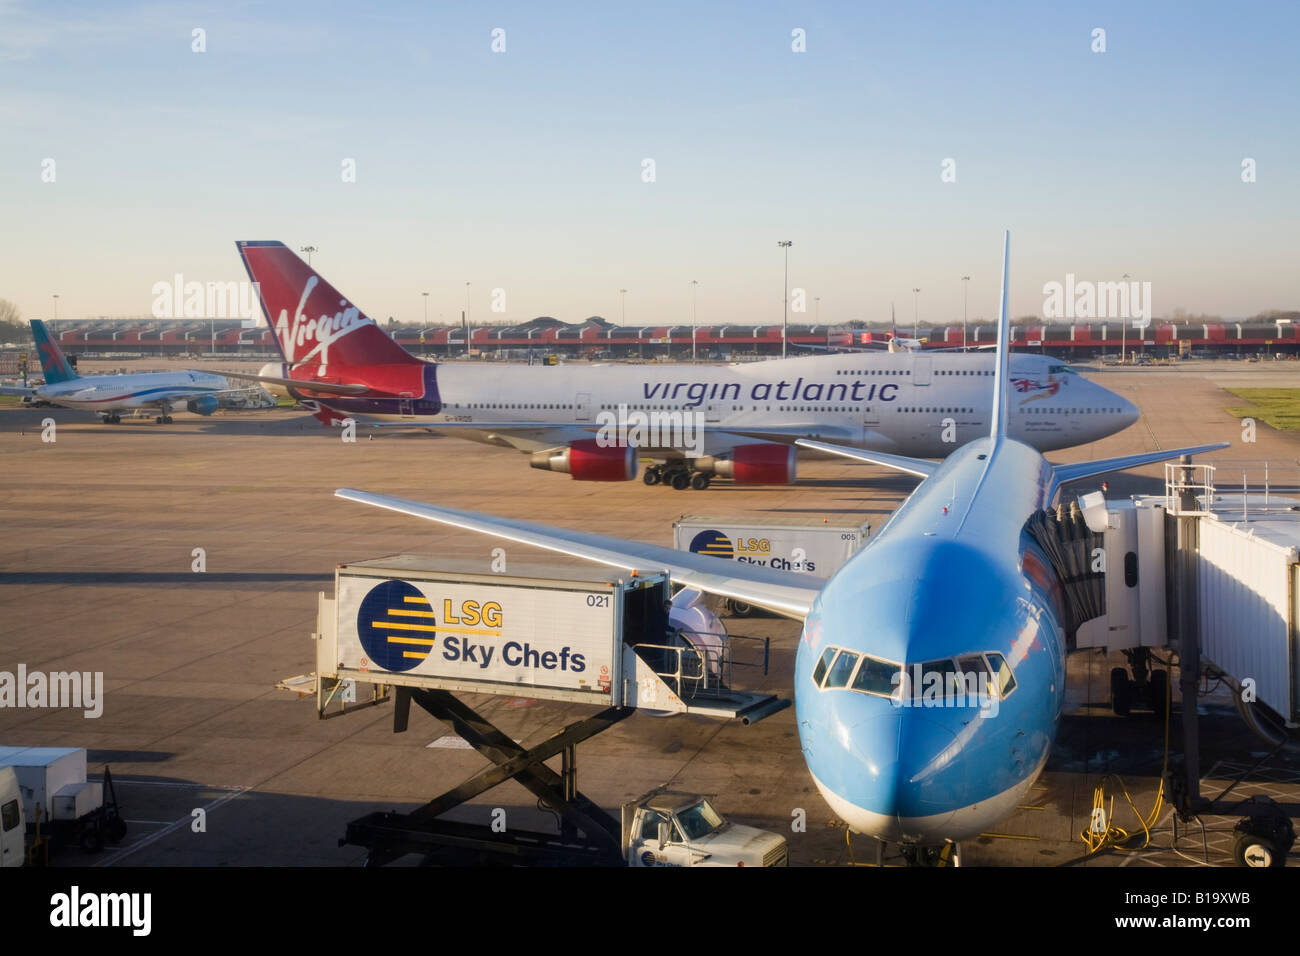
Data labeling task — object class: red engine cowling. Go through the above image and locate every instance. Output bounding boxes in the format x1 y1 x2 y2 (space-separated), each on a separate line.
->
704 444 797 485
529 439 637 481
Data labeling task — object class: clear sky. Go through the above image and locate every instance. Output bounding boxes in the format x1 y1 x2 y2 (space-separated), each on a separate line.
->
2 1 1297 327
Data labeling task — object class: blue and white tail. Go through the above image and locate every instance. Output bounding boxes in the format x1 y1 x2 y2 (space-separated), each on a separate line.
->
30 320 78 384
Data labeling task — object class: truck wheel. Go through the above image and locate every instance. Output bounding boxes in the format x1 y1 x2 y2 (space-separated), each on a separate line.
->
671 472 690 490
1233 831 1284 868
643 467 661 486
80 825 105 853
690 473 710 490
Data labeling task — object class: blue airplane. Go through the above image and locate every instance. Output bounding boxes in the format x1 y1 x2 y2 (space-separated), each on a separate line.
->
1 321 233 423
333 233 1227 863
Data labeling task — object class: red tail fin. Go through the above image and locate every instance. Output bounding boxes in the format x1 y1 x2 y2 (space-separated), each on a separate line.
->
236 241 418 371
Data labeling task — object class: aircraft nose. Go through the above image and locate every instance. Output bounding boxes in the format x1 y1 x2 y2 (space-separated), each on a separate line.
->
846 711 964 841
1120 395 1139 427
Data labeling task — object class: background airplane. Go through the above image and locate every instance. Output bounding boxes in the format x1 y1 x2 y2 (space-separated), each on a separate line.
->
332 233 1227 862
2 321 234 424
224 240 1139 490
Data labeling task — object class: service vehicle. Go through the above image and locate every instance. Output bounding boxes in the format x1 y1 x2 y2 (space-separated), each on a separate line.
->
621 790 788 867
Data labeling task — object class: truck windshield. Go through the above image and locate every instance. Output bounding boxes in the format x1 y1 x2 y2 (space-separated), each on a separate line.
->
676 800 724 840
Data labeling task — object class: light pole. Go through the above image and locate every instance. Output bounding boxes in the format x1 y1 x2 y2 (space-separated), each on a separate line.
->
961 275 970 351
52 294 58 322
300 245 317 266
815 296 821 324
778 241 793 358
690 279 698 362
912 287 921 339
1121 273 1130 363
422 291 429 325
465 282 472 357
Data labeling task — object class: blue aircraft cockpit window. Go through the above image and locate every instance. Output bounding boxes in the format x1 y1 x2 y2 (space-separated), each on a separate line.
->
910 659 960 701
956 655 992 696
813 646 837 687
985 652 1017 698
824 650 860 689
1047 364 1072 375
852 656 902 698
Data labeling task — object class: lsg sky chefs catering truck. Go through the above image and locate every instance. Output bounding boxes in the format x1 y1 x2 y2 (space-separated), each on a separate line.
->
674 514 870 614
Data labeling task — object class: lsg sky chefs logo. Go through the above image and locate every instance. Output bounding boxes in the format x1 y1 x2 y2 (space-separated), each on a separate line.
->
0 665 103 718
1042 274 1154 328
595 404 705 457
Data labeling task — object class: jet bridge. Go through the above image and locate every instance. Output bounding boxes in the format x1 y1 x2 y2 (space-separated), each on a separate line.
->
310 555 789 865
1052 462 1300 864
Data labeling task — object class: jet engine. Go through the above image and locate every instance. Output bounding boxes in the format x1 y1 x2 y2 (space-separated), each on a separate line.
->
529 439 637 481
186 395 221 416
696 444 797 485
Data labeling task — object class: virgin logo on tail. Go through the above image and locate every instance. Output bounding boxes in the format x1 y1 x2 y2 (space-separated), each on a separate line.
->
275 276 373 366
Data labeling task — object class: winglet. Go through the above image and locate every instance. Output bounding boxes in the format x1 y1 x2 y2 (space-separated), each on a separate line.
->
990 230 1011 440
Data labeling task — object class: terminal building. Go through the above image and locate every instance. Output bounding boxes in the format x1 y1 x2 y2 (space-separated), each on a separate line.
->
8 314 1300 362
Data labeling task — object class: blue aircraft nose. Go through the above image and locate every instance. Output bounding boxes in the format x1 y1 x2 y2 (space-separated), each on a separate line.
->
1120 395 1140 427
838 710 968 842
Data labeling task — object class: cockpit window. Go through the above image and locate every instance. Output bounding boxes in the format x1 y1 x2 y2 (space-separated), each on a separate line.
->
909 658 960 701
824 650 860 689
956 655 992 698
852 656 902 698
985 652 1017 698
1047 364 1072 375
812 646 836 687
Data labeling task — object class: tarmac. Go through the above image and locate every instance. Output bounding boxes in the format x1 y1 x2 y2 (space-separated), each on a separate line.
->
2 358 1299 866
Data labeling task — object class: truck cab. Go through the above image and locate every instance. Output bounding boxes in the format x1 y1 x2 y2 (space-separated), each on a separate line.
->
1 767 24 867
621 791 788 867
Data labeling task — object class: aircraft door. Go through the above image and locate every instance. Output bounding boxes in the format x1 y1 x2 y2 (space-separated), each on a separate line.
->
913 356 932 385
862 403 880 444
575 392 592 421
705 402 723 423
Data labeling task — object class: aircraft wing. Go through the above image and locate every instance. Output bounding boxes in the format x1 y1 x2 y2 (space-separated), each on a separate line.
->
795 439 938 478
1049 442 1230 496
204 369 371 396
335 489 821 619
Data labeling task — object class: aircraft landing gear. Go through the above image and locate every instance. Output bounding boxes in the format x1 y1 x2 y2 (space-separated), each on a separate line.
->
647 463 712 490
1110 648 1165 717
101 413 121 424
899 841 961 867
154 414 173 424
